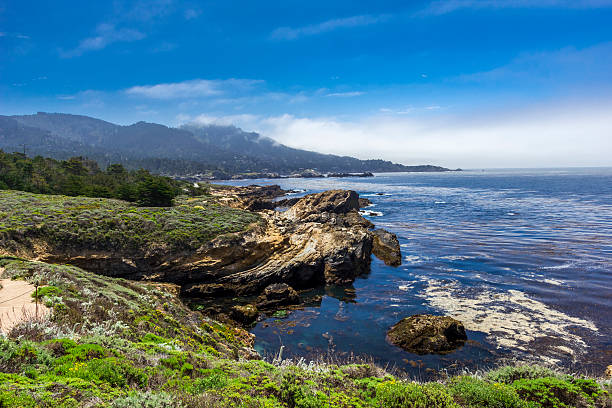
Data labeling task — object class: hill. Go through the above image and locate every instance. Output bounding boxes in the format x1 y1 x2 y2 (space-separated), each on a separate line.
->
1 112 453 177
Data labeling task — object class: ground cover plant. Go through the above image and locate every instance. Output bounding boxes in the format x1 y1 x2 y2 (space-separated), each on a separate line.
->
0 258 610 407
0 190 261 255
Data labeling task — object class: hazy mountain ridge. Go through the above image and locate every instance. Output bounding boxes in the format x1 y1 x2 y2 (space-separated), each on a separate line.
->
1 112 452 176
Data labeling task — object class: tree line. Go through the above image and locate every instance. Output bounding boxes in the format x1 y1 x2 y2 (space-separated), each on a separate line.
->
0 151 206 206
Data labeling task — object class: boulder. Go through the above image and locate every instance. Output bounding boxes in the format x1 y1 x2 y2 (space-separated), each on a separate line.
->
387 314 467 354
285 190 360 220
231 304 259 324
257 283 300 308
606 365 612 379
372 229 402 266
358 198 372 208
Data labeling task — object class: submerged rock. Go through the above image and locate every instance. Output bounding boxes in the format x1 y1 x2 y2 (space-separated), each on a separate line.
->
387 314 467 354
372 229 402 266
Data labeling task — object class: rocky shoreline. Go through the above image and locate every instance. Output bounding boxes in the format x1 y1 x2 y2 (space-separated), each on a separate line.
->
6 184 402 324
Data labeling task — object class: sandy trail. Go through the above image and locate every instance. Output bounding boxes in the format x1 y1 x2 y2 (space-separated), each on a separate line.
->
0 267 49 333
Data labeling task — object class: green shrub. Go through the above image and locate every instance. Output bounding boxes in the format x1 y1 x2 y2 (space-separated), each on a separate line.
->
450 376 529 408
0 390 38 408
512 376 605 408
0 339 54 371
375 381 459 408
55 357 147 388
193 369 228 392
31 285 61 300
486 365 559 384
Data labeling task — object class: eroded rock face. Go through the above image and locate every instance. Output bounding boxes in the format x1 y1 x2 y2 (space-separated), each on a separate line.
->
372 229 402 266
285 190 360 221
387 314 467 354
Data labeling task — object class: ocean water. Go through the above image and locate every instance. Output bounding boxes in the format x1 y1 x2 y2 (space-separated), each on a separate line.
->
221 168 612 375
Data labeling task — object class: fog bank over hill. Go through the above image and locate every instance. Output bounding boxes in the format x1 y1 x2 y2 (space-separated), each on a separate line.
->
0 112 452 176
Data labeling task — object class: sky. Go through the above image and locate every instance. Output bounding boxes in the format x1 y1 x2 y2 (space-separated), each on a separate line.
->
1 0 612 168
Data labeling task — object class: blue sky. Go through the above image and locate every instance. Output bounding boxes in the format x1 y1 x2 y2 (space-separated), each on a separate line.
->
1 0 611 167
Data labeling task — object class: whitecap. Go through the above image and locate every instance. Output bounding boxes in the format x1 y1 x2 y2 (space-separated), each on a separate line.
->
543 278 565 286
359 210 383 217
540 263 573 270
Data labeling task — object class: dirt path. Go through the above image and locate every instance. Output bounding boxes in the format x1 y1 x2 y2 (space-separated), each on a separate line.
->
0 268 49 333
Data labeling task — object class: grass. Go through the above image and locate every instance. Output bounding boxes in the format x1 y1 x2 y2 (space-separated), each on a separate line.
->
0 258 610 407
0 190 261 255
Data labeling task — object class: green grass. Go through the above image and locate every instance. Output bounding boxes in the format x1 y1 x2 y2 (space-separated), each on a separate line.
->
0 258 610 408
0 190 261 255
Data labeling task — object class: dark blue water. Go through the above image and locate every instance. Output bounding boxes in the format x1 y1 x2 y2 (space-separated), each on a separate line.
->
222 169 612 375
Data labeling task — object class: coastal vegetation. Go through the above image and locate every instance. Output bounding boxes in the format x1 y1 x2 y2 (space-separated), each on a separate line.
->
0 258 610 408
0 151 204 206
0 189 260 255
0 161 609 407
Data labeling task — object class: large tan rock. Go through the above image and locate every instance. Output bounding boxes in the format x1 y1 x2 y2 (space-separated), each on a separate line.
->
285 190 360 221
387 314 467 355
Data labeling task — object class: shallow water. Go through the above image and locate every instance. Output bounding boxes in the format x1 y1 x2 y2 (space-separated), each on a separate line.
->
221 168 612 376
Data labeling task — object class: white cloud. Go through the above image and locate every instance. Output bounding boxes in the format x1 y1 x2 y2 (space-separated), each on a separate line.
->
325 91 365 97
124 78 264 99
61 24 145 57
60 0 175 57
203 101 612 168
270 14 390 41
0 32 30 39
189 113 261 127
418 0 612 16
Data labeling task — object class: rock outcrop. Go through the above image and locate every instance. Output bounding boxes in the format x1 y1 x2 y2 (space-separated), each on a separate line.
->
183 189 375 297
387 315 467 354
257 283 300 309
372 229 402 266
231 304 259 324
26 186 400 313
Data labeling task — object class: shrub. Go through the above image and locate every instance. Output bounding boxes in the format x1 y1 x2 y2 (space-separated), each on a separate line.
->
0 390 38 408
449 376 529 408
31 285 61 300
512 376 605 408
110 391 183 408
193 369 228 392
375 381 459 408
486 365 559 384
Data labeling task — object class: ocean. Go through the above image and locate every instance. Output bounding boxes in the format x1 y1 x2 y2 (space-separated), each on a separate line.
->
221 168 612 376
